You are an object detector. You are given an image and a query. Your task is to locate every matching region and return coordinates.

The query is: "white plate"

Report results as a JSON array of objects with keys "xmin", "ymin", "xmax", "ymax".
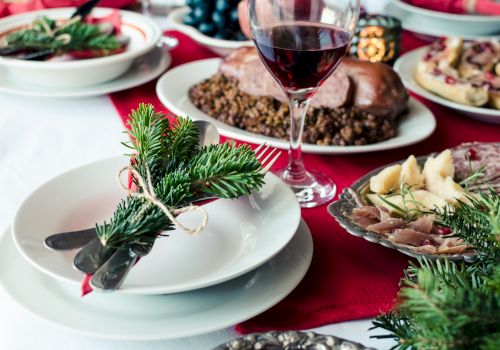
[
  {"xmin": 0, "ymin": 8, "xmax": 162, "ymax": 88},
  {"xmin": 394, "ymin": 47, "xmax": 500, "ymax": 124},
  {"xmin": 386, "ymin": 0, "xmax": 500, "ymax": 39},
  {"xmin": 156, "ymin": 58, "xmax": 436, "ymax": 155},
  {"xmin": 0, "ymin": 46, "xmax": 170, "ymax": 98},
  {"xmin": 0, "ymin": 220, "xmax": 312, "ymax": 340},
  {"xmin": 12, "ymin": 156, "xmax": 301, "ymax": 294},
  {"xmin": 167, "ymin": 7, "xmax": 253, "ymax": 56}
]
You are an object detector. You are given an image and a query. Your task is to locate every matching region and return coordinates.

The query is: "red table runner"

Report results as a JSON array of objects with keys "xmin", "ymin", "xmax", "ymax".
[{"xmin": 110, "ymin": 30, "xmax": 500, "ymax": 333}]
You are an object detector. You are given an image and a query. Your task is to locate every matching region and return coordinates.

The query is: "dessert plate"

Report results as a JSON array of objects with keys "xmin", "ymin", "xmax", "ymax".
[
  {"xmin": 394, "ymin": 47, "xmax": 500, "ymax": 124},
  {"xmin": 12, "ymin": 156, "xmax": 301, "ymax": 294},
  {"xmin": 0, "ymin": 220, "xmax": 312, "ymax": 340},
  {"xmin": 156, "ymin": 58, "xmax": 436, "ymax": 155},
  {"xmin": 0, "ymin": 46, "xmax": 170, "ymax": 98}
]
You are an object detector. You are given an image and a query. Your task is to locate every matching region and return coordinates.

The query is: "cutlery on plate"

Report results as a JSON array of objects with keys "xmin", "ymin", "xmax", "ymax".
[
  {"xmin": 44, "ymin": 120, "xmax": 220, "ymax": 252},
  {"xmin": 73, "ymin": 237, "xmax": 116, "ymax": 274},
  {"xmin": 89, "ymin": 142, "xmax": 280, "ymax": 291}
]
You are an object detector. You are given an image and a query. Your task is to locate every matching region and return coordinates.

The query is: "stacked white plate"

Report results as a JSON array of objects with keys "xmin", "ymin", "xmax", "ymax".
[
  {"xmin": 0, "ymin": 8, "xmax": 171, "ymax": 97},
  {"xmin": 2, "ymin": 156, "xmax": 312, "ymax": 339}
]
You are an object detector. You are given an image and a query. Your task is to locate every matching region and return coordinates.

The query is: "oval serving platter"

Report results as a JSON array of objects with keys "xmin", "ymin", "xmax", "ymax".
[{"xmin": 327, "ymin": 154, "xmax": 477, "ymax": 262}]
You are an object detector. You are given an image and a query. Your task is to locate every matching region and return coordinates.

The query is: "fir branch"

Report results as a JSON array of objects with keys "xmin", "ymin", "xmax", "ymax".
[
  {"xmin": 189, "ymin": 143, "xmax": 265, "ymax": 199},
  {"xmin": 5, "ymin": 16, "xmax": 121, "ymax": 55},
  {"xmin": 167, "ymin": 117, "xmax": 200, "ymax": 165}
]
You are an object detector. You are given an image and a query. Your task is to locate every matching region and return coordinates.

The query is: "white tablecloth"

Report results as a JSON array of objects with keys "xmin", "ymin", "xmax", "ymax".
[{"xmin": 0, "ymin": 1, "xmax": 395, "ymax": 347}]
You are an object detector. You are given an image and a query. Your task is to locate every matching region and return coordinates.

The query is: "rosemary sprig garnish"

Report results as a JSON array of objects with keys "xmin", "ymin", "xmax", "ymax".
[
  {"xmin": 377, "ymin": 183, "xmax": 430, "ymax": 220},
  {"xmin": 459, "ymin": 152, "xmax": 486, "ymax": 190}
]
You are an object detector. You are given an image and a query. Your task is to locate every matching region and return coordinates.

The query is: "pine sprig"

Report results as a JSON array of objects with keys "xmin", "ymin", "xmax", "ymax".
[
  {"xmin": 371, "ymin": 190, "xmax": 500, "ymax": 350},
  {"xmin": 189, "ymin": 143, "xmax": 265, "ymax": 198},
  {"xmin": 6, "ymin": 16, "xmax": 121, "ymax": 55},
  {"xmin": 95, "ymin": 104, "xmax": 265, "ymax": 249}
]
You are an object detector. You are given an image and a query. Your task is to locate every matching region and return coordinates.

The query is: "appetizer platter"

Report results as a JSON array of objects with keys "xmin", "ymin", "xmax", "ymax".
[
  {"xmin": 167, "ymin": 6, "xmax": 252, "ymax": 56},
  {"xmin": 156, "ymin": 52, "xmax": 436, "ymax": 155},
  {"xmin": 329, "ymin": 142, "xmax": 500, "ymax": 261},
  {"xmin": 394, "ymin": 38, "xmax": 500, "ymax": 124},
  {"xmin": 0, "ymin": 7, "xmax": 162, "ymax": 87},
  {"xmin": 386, "ymin": 0, "xmax": 500, "ymax": 38}
]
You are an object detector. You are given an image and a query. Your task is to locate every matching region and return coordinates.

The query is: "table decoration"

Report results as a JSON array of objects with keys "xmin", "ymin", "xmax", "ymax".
[
  {"xmin": 350, "ymin": 14, "xmax": 402, "ymax": 64},
  {"xmin": 371, "ymin": 189, "xmax": 500, "ymax": 349},
  {"xmin": 110, "ymin": 30, "xmax": 500, "ymax": 333},
  {"xmin": 56, "ymin": 103, "xmax": 277, "ymax": 291}
]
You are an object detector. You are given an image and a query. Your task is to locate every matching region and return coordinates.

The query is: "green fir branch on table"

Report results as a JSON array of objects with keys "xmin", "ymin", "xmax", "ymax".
[
  {"xmin": 371, "ymin": 190, "xmax": 500, "ymax": 350},
  {"xmin": 95, "ymin": 104, "xmax": 265, "ymax": 249}
]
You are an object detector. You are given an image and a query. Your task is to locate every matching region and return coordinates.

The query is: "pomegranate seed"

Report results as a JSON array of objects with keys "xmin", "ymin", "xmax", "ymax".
[
  {"xmin": 468, "ymin": 148, "xmax": 477, "ymax": 160},
  {"xmin": 422, "ymin": 239, "xmax": 432, "ymax": 246},
  {"xmin": 432, "ymin": 68, "xmax": 442, "ymax": 76},
  {"xmin": 485, "ymin": 72, "xmax": 495, "ymax": 80},
  {"xmin": 423, "ymin": 52, "xmax": 432, "ymax": 61},
  {"xmin": 445, "ymin": 76, "xmax": 456, "ymax": 85},
  {"xmin": 437, "ymin": 227, "xmax": 452, "ymax": 235},
  {"xmin": 480, "ymin": 42, "xmax": 493, "ymax": 52}
]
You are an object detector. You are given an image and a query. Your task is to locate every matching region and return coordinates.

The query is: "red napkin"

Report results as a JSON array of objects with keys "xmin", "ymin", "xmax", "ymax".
[
  {"xmin": 109, "ymin": 30, "xmax": 500, "ymax": 332},
  {"xmin": 0, "ymin": 0, "xmax": 137, "ymax": 18},
  {"xmin": 406, "ymin": 0, "xmax": 500, "ymax": 15}
]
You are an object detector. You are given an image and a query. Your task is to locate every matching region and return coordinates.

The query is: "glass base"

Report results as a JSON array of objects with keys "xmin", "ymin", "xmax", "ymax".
[{"xmin": 275, "ymin": 168, "xmax": 336, "ymax": 208}]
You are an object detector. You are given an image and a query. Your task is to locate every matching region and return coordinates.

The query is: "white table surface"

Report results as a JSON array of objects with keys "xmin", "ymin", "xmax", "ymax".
[{"xmin": 0, "ymin": 1, "xmax": 395, "ymax": 348}]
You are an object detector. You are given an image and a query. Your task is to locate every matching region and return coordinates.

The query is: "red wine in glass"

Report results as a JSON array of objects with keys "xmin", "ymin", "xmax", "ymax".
[{"xmin": 253, "ymin": 22, "xmax": 350, "ymax": 93}]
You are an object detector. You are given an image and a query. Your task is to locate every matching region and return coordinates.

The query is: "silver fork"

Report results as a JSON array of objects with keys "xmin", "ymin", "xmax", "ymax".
[{"xmin": 254, "ymin": 143, "xmax": 281, "ymax": 174}]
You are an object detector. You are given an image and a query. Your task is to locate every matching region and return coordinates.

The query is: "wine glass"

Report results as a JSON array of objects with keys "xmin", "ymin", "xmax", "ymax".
[{"xmin": 248, "ymin": 0, "xmax": 359, "ymax": 208}]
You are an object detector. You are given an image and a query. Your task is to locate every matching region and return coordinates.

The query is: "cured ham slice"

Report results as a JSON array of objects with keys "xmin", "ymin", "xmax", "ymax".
[
  {"xmin": 366, "ymin": 218, "xmax": 406, "ymax": 234},
  {"xmin": 350, "ymin": 206, "xmax": 381, "ymax": 228},
  {"xmin": 408, "ymin": 216, "xmax": 434, "ymax": 234},
  {"xmin": 389, "ymin": 228, "xmax": 430, "ymax": 246}
]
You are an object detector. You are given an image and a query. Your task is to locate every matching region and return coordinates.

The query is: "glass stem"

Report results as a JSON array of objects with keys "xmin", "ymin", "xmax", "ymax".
[{"xmin": 286, "ymin": 92, "xmax": 310, "ymax": 183}]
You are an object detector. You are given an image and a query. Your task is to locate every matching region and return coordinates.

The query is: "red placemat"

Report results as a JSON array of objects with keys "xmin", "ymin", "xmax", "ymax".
[{"xmin": 109, "ymin": 30, "xmax": 500, "ymax": 333}]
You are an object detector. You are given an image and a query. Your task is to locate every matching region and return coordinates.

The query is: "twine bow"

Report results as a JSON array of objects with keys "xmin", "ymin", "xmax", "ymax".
[{"xmin": 117, "ymin": 166, "xmax": 208, "ymax": 235}]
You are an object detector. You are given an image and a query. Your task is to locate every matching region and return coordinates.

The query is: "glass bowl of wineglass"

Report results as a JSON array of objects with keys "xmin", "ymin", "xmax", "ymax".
[{"xmin": 248, "ymin": 0, "xmax": 360, "ymax": 208}]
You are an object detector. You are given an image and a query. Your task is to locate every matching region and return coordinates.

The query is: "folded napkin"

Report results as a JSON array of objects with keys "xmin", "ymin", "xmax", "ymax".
[
  {"xmin": 110, "ymin": 30, "xmax": 500, "ymax": 333},
  {"xmin": 0, "ymin": 0, "xmax": 136, "ymax": 18},
  {"xmin": 407, "ymin": 0, "xmax": 500, "ymax": 15}
]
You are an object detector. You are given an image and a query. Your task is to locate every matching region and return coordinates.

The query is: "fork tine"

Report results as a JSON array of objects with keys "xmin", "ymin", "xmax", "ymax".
[
  {"xmin": 260, "ymin": 147, "xmax": 278, "ymax": 165},
  {"xmin": 261, "ymin": 151, "xmax": 280, "ymax": 174},
  {"xmin": 255, "ymin": 144, "xmax": 271, "ymax": 160},
  {"xmin": 254, "ymin": 142, "xmax": 265, "ymax": 155}
]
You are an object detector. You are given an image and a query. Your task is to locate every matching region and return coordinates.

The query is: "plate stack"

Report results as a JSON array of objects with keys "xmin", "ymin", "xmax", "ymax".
[
  {"xmin": 0, "ymin": 8, "xmax": 170, "ymax": 98},
  {"xmin": 2, "ymin": 156, "xmax": 313, "ymax": 340}
]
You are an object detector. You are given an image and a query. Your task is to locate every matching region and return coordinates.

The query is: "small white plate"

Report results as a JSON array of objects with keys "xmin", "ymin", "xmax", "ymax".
[
  {"xmin": 0, "ymin": 221, "xmax": 312, "ymax": 340},
  {"xmin": 12, "ymin": 156, "xmax": 301, "ymax": 294},
  {"xmin": 394, "ymin": 47, "xmax": 500, "ymax": 124},
  {"xmin": 386, "ymin": 0, "xmax": 500, "ymax": 39},
  {"xmin": 156, "ymin": 58, "xmax": 436, "ymax": 155},
  {"xmin": 167, "ymin": 7, "xmax": 253, "ymax": 56},
  {"xmin": 0, "ymin": 8, "xmax": 162, "ymax": 88},
  {"xmin": 0, "ymin": 46, "xmax": 170, "ymax": 98}
]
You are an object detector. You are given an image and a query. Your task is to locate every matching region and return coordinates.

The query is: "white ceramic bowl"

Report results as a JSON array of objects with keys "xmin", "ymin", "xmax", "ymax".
[
  {"xmin": 0, "ymin": 7, "xmax": 162, "ymax": 88},
  {"xmin": 389, "ymin": 0, "xmax": 500, "ymax": 36},
  {"xmin": 167, "ymin": 6, "xmax": 253, "ymax": 56}
]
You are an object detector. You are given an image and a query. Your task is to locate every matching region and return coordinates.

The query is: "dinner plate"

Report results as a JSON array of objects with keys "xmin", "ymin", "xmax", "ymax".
[
  {"xmin": 385, "ymin": 0, "xmax": 500, "ymax": 39},
  {"xmin": 0, "ymin": 46, "xmax": 170, "ymax": 98},
  {"xmin": 327, "ymin": 154, "xmax": 476, "ymax": 262},
  {"xmin": 156, "ymin": 58, "xmax": 436, "ymax": 155},
  {"xmin": 0, "ymin": 220, "xmax": 312, "ymax": 340},
  {"xmin": 394, "ymin": 47, "xmax": 500, "ymax": 124},
  {"xmin": 12, "ymin": 156, "xmax": 301, "ymax": 294}
]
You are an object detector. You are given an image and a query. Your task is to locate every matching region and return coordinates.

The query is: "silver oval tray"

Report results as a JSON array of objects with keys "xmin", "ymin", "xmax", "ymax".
[
  {"xmin": 327, "ymin": 154, "xmax": 476, "ymax": 262},
  {"xmin": 213, "ymin": 331, "xmax": 375, "ymax": 350}
]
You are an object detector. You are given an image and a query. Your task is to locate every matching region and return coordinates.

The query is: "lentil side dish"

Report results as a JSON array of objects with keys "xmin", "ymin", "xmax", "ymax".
[{"xmin": 189, "ymin": 73, "xmax": 400, "ymax": 146}]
